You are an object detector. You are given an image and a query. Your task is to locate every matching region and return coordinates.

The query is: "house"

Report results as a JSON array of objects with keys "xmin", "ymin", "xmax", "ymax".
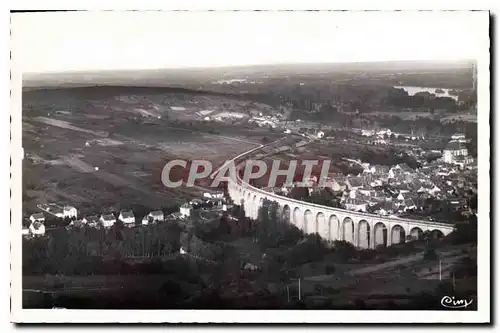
[
  {"xmin": 403, "ymin": 199, "xmax": 417, "ymax": 211},
  {"xmin": 119, "ymin": 211, "xmax": 135, "ymax": 227},
  {"xmin": 443, "ymin": 141, "xmax": 468, "ymax": 163},
  {"xmin": 344, "ymin": 198, "xmax": 368, "ymax": 212},
  {"xmin": 29, "ymin": 213, "xmax": 45, "ymax": 223},
  {"xmin": 142, "ymin": 210, "xmax": 164, "ymax": 225},
  {"xmin": 397, "ymin": 164, "xmax": 414, "ymax": 174},
  {"xmin": 148, "ymin": 210, "xmax": 164, "ymax": 222},
  {"xmin": 29, "ymin": 221, "xmax": 45, "ymax": 237},
  {"xmin": 417, "ymin": 183, "xmax": 433, "ymax": 193},
  {"xmin": 372, "ymin": 190, "xmax": 386, "ymax": 202},
  {"xmin": 328, "ymin": 175, "xmax": 347, "ymax": 192},
  {"xmin": 397, "ymin": 192, "xmax": 407, "ymax": 201},
  {"xmin": 99, "ymin": 214, "xmax": 116, "ymax": 228},
  {"xmin": 376, "ymin": 129, "xmax": 392, "ymax": 137},
  {"xmin": 370, "ymin": 165, "xmax": 390, "ymax": 175},
  {"xmin": 203, "ymin": 192, "xmax": 224, "ymax": 199},
  {"xmin": 316, "ymin": 131, "xmax": 325, "ymax": 139},
  {"xmin": 346, "ymin": 177, "xmax": 364, "ymax": 190},
  {"xmin": 82, "ymin": 215, "xmax": 100, "ymax": 228},
  {"xmin": 63, "ymin": 206, "xmax": 78, "ymax": 219},
  {"xmin": 180, "ymin": 203, "xmax": 193, "ymax": 218},
  {"xmin": 389, "ymin": 164, "xmax": 414, "ymax": 179},
  {"xmin": 243, "ymin": 263, "xmax": 261, "ymax": 271},
  {"xmin": 68, "ymin": 219, "xmax": 85, "ymax": 228},
  {"xmin": 358, "ymin": 187, "xmax": 372, "ymax": 196},
  {"xmin": 22, "ymin": 228, "xmax": 30, "ymax": 237},
  {"xmin": 388, "ymin": 168, "xmax": 404, "ymax": 179},
  {"xmin": 376, "ymin": 201, "xmax": 395, "ymax": 216},
  {"xmin": 361, "ymin": 129, "xmax": 375, "ymax": 137},
  {"xmin": 429, "ymin": 185, "xmax": 441, "ymax": 196}
]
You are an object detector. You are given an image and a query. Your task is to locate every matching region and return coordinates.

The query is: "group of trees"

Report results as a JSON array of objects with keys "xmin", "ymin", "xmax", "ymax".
[
  {"xmin": 22, "ymin": 221, "xmax": 183, "ymax": 276},
  {"xmin": 287, "ymin": 187, "xmax": 342, "ymax": 209},
  {"xmin": 358, "ymin": 149, "xmax": 420, "ymax": 169}
]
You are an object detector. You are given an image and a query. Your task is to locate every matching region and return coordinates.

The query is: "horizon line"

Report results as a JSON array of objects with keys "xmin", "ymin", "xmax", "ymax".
[{"xmin": 22, "ymin": 59, "xmax": 476, "ymax": 77}]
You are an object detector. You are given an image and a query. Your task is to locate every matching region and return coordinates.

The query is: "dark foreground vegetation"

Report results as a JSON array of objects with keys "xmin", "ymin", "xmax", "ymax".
[{"xmin": 23, "ymin": 198, "xmax": 477, "ymax": 310}]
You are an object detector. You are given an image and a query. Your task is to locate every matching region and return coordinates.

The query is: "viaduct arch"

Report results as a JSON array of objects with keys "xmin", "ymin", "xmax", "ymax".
[{"xmin": 228, "ymin": 176, "xmax": 455, "ymax": 249}]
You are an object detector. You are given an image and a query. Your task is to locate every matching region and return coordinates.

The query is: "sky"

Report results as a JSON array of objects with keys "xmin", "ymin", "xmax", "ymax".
[{"xmin": 12, "ymin": 11, "xmax": 488, "ymax": 73}]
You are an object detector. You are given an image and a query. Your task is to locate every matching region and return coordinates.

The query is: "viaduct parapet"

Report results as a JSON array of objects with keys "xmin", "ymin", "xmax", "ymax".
[{"xmin": 227, "ymin": 177, "xmax": 455, "ymax": 249}]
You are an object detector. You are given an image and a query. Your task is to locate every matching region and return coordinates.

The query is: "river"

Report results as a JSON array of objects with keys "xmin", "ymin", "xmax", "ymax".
[{"xmin": 394, "ymin": 86, "xmax": 458, "ymax": 101}]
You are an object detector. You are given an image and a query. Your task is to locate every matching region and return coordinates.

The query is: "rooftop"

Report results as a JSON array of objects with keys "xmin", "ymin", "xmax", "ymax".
[
  {"xmin": 149, "ymin": 210, "xmax": 163, "ymax": 217},
  {"xmin": 120, "ymin": 211, "xmax": 135, "ymax": 219},
  {"xmin": 101, "ymin": 214, "xmax": 116, "ymax": 221}
]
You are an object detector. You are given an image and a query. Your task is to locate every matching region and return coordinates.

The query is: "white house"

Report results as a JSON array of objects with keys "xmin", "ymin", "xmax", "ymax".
[
  {"xmin": 316, "ymin": 131, "xmax": 325, "ymax": 139},
  {"xmin": 119, "ymin": 211, "xmax": 135, "ymax": 227},
  {"xmin": 284, "ymin": 129, "xmax": 291, "ymax": 134},
  {"xmin": 63, "ymin": 206, "xmax": 78, "ymax": 219},
  {"xmin": 443, "ymin": 141, "xmax": 468, "ymax": 163},
  {"xmin": 29, "ymin": 221, "xmax": 45, "ymax": 237},
  {"xmin": 397, "ymin": 192, "xmax": 406, "ymax": 201},
  {"xmin": 180, "ymin": 204, "xmax": 193, "ymax": 218},
  {"xmin": 148, "ymin": 210, "xmax": 164, "ymax": 222},
  {"xmin": 100, "ymin": 214, "xmax": 116, "ymax": 228},
  {"xmin": 361, "ymin": 129, "xmax": 375, "ymax": 137},
  {"xmin": 29, "ymin": 213, "xmax": 45, "ymax": 223},
  {"xmin": 142, "ymin": 210, "xmax": 164, "ymax": 225},
  {"xmin": 22, "ymin": 228, "xmax": 30, "ymax": 237}
]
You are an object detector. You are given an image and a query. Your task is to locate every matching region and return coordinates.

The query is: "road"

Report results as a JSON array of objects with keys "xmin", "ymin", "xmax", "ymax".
[
  {"xmin": 210, "ymin": 136, "xmax": 289, "ymax": 179},
  {"xmin": 304, "ymin": 247, "xmax": 466, "ymax": 282}
]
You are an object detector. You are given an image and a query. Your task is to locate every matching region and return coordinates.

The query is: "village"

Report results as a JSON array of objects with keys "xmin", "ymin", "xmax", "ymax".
[
  {"xmin": 22, "ymin": 191, "xmax": 228, "ymax": 239},
  {"xmin": 264, "ymin": 130, "xmax": 477, "ymax": 224}
]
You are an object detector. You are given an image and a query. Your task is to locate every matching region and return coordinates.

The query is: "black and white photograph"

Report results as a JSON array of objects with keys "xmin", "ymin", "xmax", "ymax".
[{"xmin": 9, "ymin": 9, "xmax": 490, "ymax": 323}]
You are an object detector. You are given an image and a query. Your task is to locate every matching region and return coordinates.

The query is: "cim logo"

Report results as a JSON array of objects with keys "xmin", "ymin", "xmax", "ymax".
[{"xmin": 440, "ymin": 296, "xmax": 474, "ymax": 309}]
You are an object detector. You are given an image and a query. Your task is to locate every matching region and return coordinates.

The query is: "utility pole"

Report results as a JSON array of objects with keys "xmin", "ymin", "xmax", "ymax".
[
  {"xmin": 439, "ymin": 260, "xmax": 442, "ymax": 281},
  {"xmin": 298, "ymin": 278, "xmax": 301, "ymax": 301},
  {"xmin": 287, "ymin": 285, "xmax": 290, "ymax": 303}
]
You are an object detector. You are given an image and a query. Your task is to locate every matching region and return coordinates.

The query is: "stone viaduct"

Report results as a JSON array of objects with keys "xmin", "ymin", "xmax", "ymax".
[{"xmin": 227, "ymin": 177, "xmax": 455, "ymax": 249}]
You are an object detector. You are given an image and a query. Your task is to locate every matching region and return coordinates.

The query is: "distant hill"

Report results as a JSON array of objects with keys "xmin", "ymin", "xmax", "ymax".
[{"xmin": 23, "ymin": 60, "xmax": 475, "ymax": 89}]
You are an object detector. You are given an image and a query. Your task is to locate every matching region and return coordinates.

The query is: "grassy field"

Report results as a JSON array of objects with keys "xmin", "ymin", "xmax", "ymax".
[{"xmin": 22, "ymin": 88, "xmax": 279, "ymax": 216}]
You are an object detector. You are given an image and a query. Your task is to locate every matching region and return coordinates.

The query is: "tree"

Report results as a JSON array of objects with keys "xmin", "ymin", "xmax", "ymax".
[{"xmin": 423, "ymin": 247, "xmax": 438, "ymax": 261}]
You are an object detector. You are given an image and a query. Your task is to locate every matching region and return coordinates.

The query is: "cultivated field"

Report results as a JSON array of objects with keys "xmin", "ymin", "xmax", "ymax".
[{"xmin": 22, "ymin": 87, "xmax": 281, "ymax": 216}]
